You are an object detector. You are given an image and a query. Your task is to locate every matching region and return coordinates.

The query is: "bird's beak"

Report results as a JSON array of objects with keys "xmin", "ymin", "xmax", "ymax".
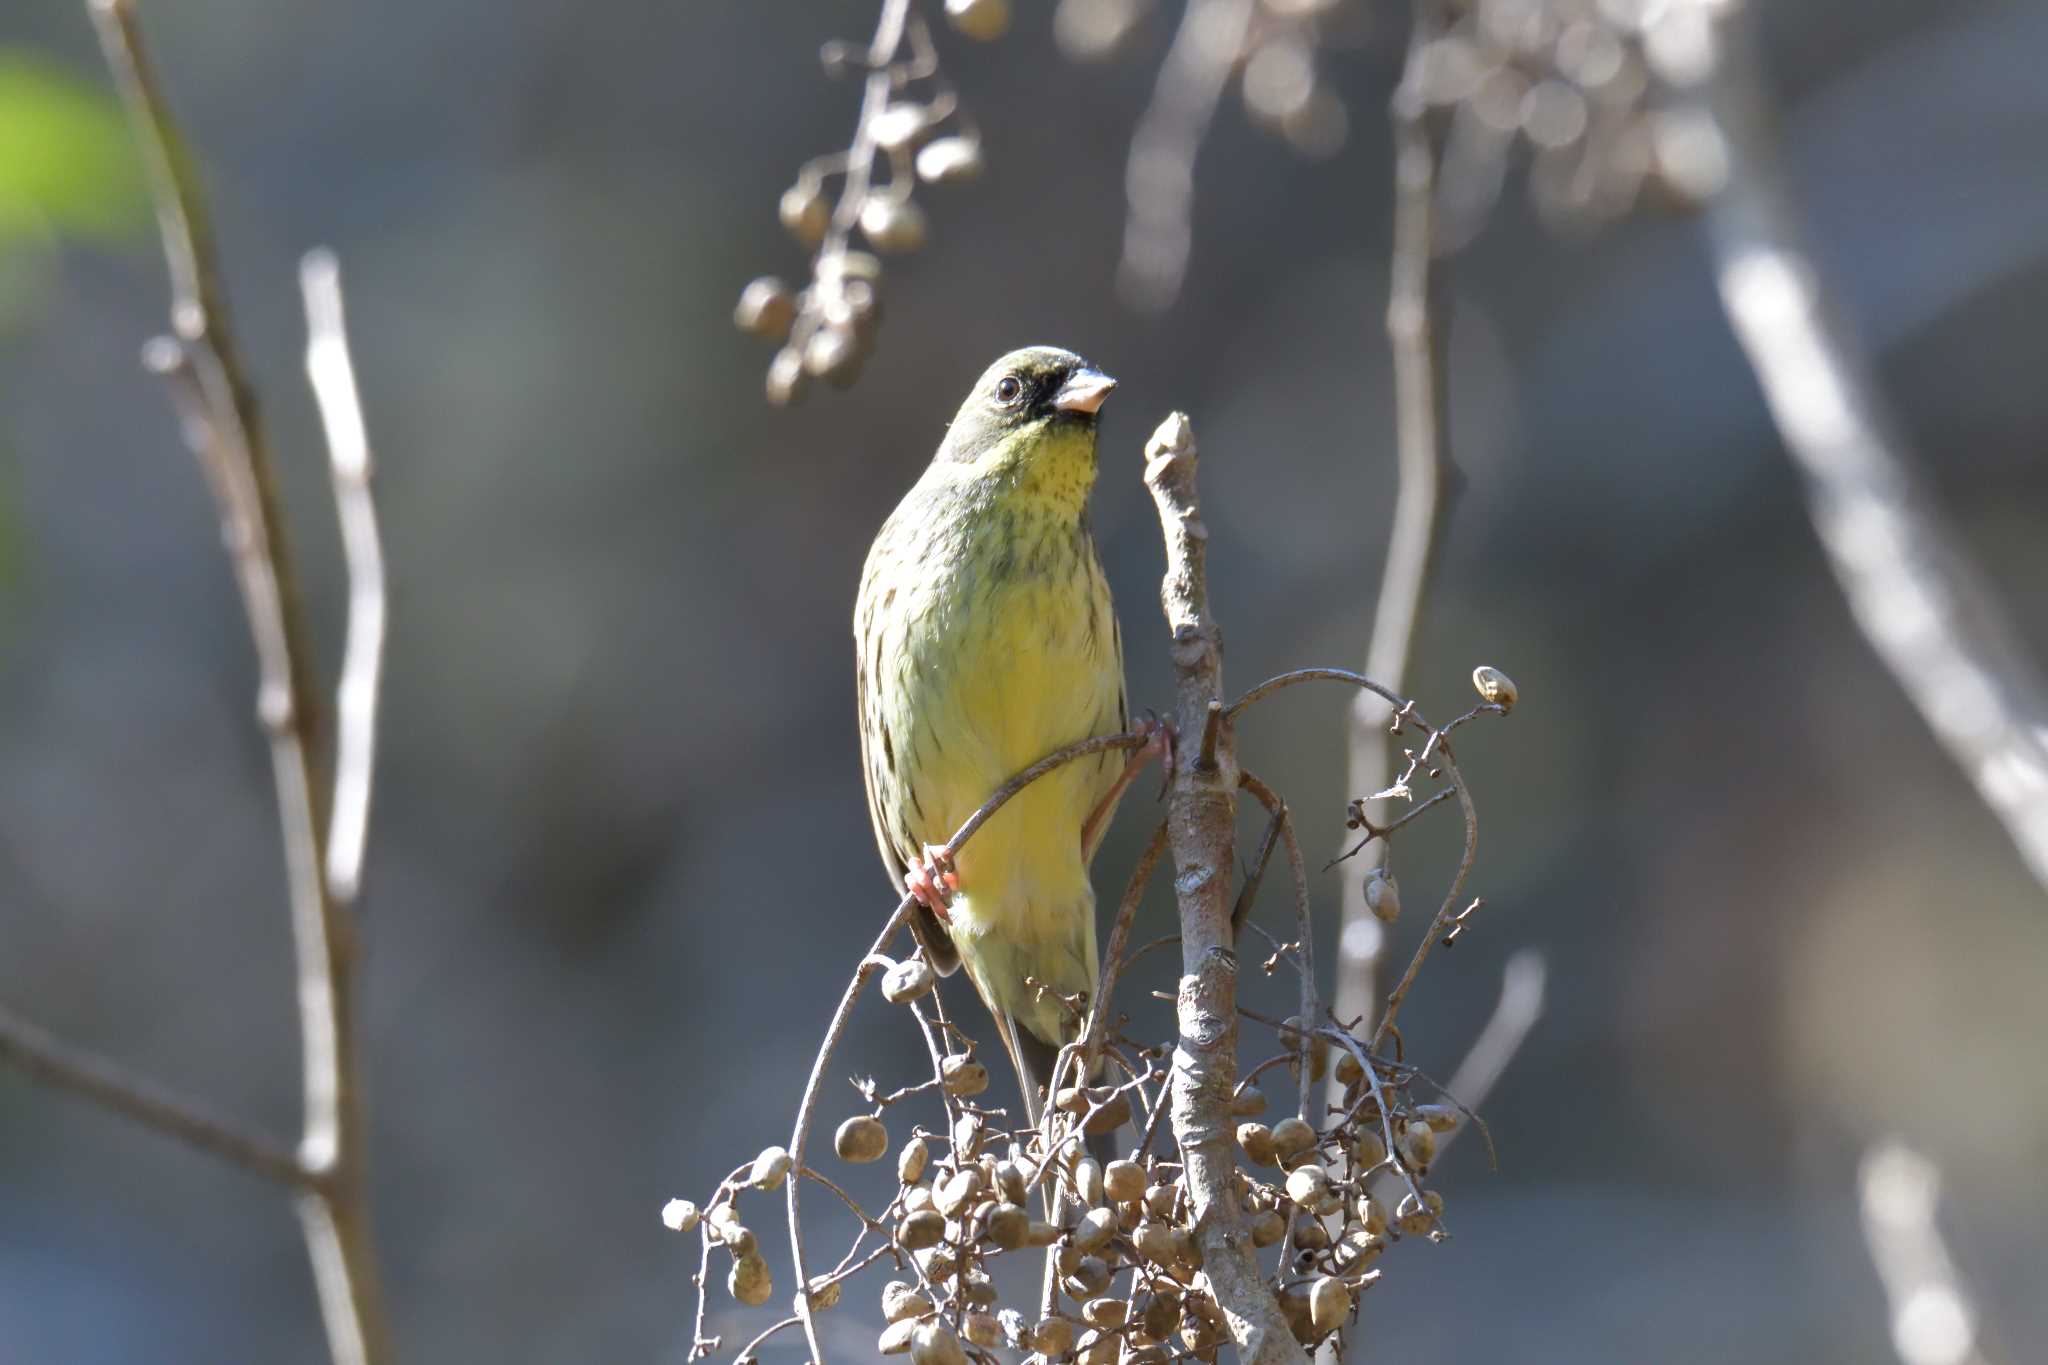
[{"xmin": 1052, "ymin": 368, "xmax": 1117, "ymax": 415}]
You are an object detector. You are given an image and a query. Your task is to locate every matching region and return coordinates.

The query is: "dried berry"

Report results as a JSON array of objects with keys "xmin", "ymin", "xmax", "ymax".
[
  {"xmin": 1228, "ymin": 1085, "xmax": 1268, "ymax": 1117},
  {"xmin": 1236, "ymin": 1122, "xmax": 1279, "ymax": 1166},
  {"xmin": 1365, "ymin": 867, "xmax": 1401, "ymax": 923},
  {"xmin": 915, "ymin": 136, "xmax": 983, "ymax": 184},
  {"xmin": 1270, "ymin": 1117, "xmax": 1318, "ymax": 1162},
  {"xmin": 859, "ymin": 195, "xmax": 929, "ymax": 253},
  {"xmin": 940, "ymin": 1055, "xmax": 989, "ymax": 1097},
  {"xmin": 909, "ymin": 1320, "xmax": 968, "ymax": 1365},
  {"xmin": 748, "ymin": 1145, "xmax": 792, "ymax": 1191},
  {"xmin": 945, "ymin": 0, "xmax": 1012, "ymax": 41},
  {"xmin": 896, "ymin": 1209, "xmax": 945, "ymax": 1251},
  {"xmin": 882, "ymin": 1279, "xmax": 932, "ymax": 1323},
  {"xmin": 835, "ymin": 1115, "xmax": 888, "ymax": 1163},
  {"xmin": 1070, "ymin": 1206, "xmax": 1117, "ymax": 1254},
  {"xmin": 1472, "ymin": 664, "xmax": 1519, "ymax": 712},
  {"xmin": 881, "ymin": 957, "xmax": 935, "ymax": 1004},
  {"xmin": 728, "ymin": 1251, "xmax": 772, "ymax": 1306},
  {"xmin": 764, "ymin": 345, "xmax": 807, "ymax": 406},
  {"xmin": 733, "ymin": 277, "xmax": 796, "ymax": 339},
  {"xmin": 1103, "ymin": 1158, "xmax": 1146, "ymax": 1204},
  {"xmin": 778, "ymin": 180, "xmax": 829, "ymax": 246},
  {"xmin": 1308, "ymin": 1275, "xmax": 1352, "ymax": 1335},
  {"xmin": 659, "ymin": 1198, "xmax": 699, "ymax": 1233},
  {"xmin": 1032, "ymin": 1316, "xmax": 1077, "ymax": 1356}
]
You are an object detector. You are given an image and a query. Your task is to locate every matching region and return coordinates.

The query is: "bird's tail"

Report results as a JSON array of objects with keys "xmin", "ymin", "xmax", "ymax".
[{"xmin": 1001, "ymin": 1014, "xmax": 1119, "ymax": 1167}]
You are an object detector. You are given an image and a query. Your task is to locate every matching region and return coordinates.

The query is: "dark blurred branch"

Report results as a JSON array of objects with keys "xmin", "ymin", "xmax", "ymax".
[
  {"xmin": 1116, "ymin": 0, "xmax": 1256, "ymax": 311},
  {"xmin": 301, "ymin": 250, "xmax": 387, "ymax": 909},
  {"xmin": 1143, "ymin": 413, "xmax": 1308, "ymax": 1364},
  {"xmin": 1689, "ymin": 7, "xmax": 2048, "ymax": 891},
  {"xmin": 0, "ymin": 1004, "xmax": 308, "ymax": 1189},
  {"xmin": 1859, "ymin": 1142, "xmax": 2003, "ymax": 1365},
  {"xmin": 73, "ymin": 5, "xmax": 391, "ymax": 1361},
  {"xmin": 1240, "ymin": 771, "xmax": 1318, "ymax": 1123},
  {"xmin": 1331, "ymin": 0, "xmax": 1461, "ymax": 1106}
]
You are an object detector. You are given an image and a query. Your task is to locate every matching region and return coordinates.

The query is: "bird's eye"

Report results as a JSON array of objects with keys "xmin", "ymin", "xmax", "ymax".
[{"xmin": 994, "ymin": 374, "xmax": 1024, "ymax": 405}]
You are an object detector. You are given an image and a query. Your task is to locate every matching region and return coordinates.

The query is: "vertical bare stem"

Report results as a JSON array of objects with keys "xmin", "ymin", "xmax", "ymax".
[
  {"xmin": 1143, "ymin": 413, "xmax": 1307, "ymax": 1364},
  {"xmin": 87, "ymin": 3, "xmax": 387, "ymax": 1359},
  {"xmin": 301, "ymin": 249, "xmax": 387, "ymax": 908},
  {"xmin": 1686, "ymin": 10, "xmax": 2048, "ymax": 891},
  {"xmin": 1331, "ymin": 0, "xmax": 1460, "ymax": 1070}
]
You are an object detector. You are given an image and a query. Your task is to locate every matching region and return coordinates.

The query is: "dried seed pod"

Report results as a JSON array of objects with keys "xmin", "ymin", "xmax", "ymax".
[
  {"xmin": 985, "ymin": 1202, "xmax": 1030, "ymax": 1249},
  {"xmin": 1032, "ymin": 1316, "xmax": 1078, "ymax": 1356},
  {"xmin": 1141, "ymin": 1291, "xmax": 1183, "ymax": 1341},
  {"xmin": 1395, "ymin": 1191, "xmax": 1437, "ymax": 1237},
  {"xmin": 836, "ymin": 1115, "xmax": 889, "ymax": 1163},
  {"xmin": 1472, "ymin": 664, "xmax": 1519, "ymax": 712},
  {"xmin": 1250, "ymin": 1208, "xmax": 1287, "ymax": 1248},
  {"xmin": 918, "ymin": 1245, "xmax": 959, "ymax": 1283},
  {"xmin": 1236, "ymin": 1122, "xmax": 1279, "ymax": 1166},
  {"xmin": 934, "ymin": 1167, "xmax": 984, "ymax": 1218},
  {"xmin": 1024, "ymin": 1219, "xmax": 1061, "ymax": 1247},
  {"xmin": 1075, "ymin": 1328, "xmax": 1118, "ymax": 1365},
  {"xmin": 1081, "ymin": 1297, "xmax": 1127, "ymax": 1328},
  {"xmin": 960, "ymin": 1274, "xmax": 999, "ymax": 1308},
  {"xmin": 733, "ymin": 277, "xmax": 796, "ymax": 340},
  {"xmin": 1132, "ymin": 1219, "xmax": 1177, "ymax": 1266},
  {"xmin": 1415, "ymin": 1103, "xmax": 1460, "ymax": 1133},
  {"xmin": 778, "ymin": 180, "xmax": 829, "ymax": 246},
  {"xmin": 1063, "ymin": 1254, "xmax": 1112, "ymax": 1296},
  {"xmin": 748, "ymin": 1145, "xmax": 792, "ymax": 1191},
  {"xmin": 1278, "ymin": 1283, "xmax": 1314, "ymax": 1343},
  {"xmin": 1356, "ymin": 1193, "xmax": 1389, "ymax": 1237},
  {"xmin": 1070, "ymin": 1206, "xmax": 1117, "ymax": 1254},
  {"xmin": 1284, "ymin": 1164, "xmax": 1330, "ymax": 1206},
  {"xmin": 896, "ymin": 1209, "xmax": 946, "ymax": 1251},
  {"xmin": 728, "ymin": 1251, "xmax": 772, "ymax": 1306},
  {"xmin": 1292, "ymin": 1214, "xmax": 1331, "ymax": 1250},
  {"xmin": 1401, "ymin": 1119, "xmax": 1437, "ymax": 1171},
  {"xmin": 909, "ymin": 1320, "xmax": 969, "ymax": 1365},
  {"xmin": 879, "ymin": 1318, "xmax": 917, "ymax": 1355},
  {"xmin": 881, "ymin": 957, "xmax": 936, "ymax": 1004},
  {"xmin": 963, "ymin": 1312, "xmax": 1003, "ymax": 1348},
  {"xmin": 1103, "ymin": 1158, "xmax": 1146, "ymax": 1204},
  {"xmin": 803, "ymin": 323, "xmax": 864, "ymax": 387},
  {"xmin": 916, "ymin": 136, "xmax": 983, "ymax": 184},
  {"xmin": 708, "ymin": 1212, "xmax": 755, "ymax": 1257},
  {"xmin": 1308, "ymin": 1275, "xmax": 1352, "ymax": 1335},
  {"xmin": 1083, "ymin": 1090, "xmax": 1132, "ymax": 1136},
  {"xmin": 993, "ymin": 1158, "xmax": 1028, "ymax": 1206},
  {"xmin": 1334, "ymin": 1050, "xmax": 1364, "ymax": 1086},
  {"xmin": 882, "ymin": 1279, "xmax": 933, "ymax": 1323},
  {"xmin": 1365, "ymin": 868, "xmax": 1401, "ymax": 923},
  {"xmin": 1228, "ymin": 1086, "xmax": 1268, "ymax": 1117},
  {"xmin": 1144, "ymin": 1183, "xmax": 1178, "ymax": 1219},
  {"xmin": 1168, "ymin": 1224, "xmax": 1199, "ymax": 1269},
  {"xmin": 1351, "ymin": 1130, "xmax": 1388, "ymax": 1169},
  {"xmin": 1054, "ymin": 1085, "xmax": 1089, "ymax": 1115},
  {"xmin": 897, "ymin": 1135, "xmax": 930, "ymax": 1185},
  {"xmin": 659, "ymin": 1198, "xmax": 699, "ymax": 1233},
  {"xmin": 945, "ymin": 0, "xmax": 1012, "ymax": 41},
  {"xmin": 859, "ymin": 195, "xmax": 929, "ymax": 254},
  {"xmin": 951, "ymin": 1111, "xmax": 983, "ymax": 1158},
  {"xmin": 941, "ymin": 1055, "xmax": 990, "ymax": 1097},
  {"xmin": 1073, "ymin": 1157, "xmax": 1105, "ymax": 1207},
  {"xmin": 764, "ymin": 344, "xmax": 807, "ymax": 406},
  {"xmin": 797, "ymin": 1276, "xmax": 842, "ymax": 1313},
  {"xmin": 902, "ymin": 1184, "xmax": 934, "ymax": 1214},
  {"xmin": 1270, "ymin": 1117, "xmax": 1318, "ymax": 1162}
]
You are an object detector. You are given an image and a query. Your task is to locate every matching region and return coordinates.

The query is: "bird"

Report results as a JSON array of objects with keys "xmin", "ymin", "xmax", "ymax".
[{"xmin": 854, "ymin": 345, "xmax": 1155, "ymax": 1131}]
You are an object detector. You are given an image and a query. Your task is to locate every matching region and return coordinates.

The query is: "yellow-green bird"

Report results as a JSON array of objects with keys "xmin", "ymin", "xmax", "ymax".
[{"xmin": 855, "ymin": 346, "xmax": 1143, "ymax": 1125}]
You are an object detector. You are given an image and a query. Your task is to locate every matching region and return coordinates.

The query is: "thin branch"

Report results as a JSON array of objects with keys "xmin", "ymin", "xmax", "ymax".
[
  {"xmin": 1435, "ymin": 949, "xmax": 1545, "ymax": 1164},
  {"xmin": 1084, "ymin": 819, "xmax": 1171, "ymax": 1057},
  {"xmin": 785, "ymin": 727, "xmax": 1146, "ymax": 1363},
  {"xmin": 0, "ymin": 1004, "xmax": 309, "ymax": 1189},
  {"xmin": 1689, "ymin": 7, "xmax": 2048, "ymax": 891},
  {"xmin": 1333, "ymin": 0, "xmax": 1461, "ymax": 1107},
  {"xmin": 85, "ymin": 4, "xmax": 387, "ymax": 1360},
  {"xmin": 1116, "ymin": 0, "xmax": 1257, "ymax": 311},
  {"xmin": 1142, "ymin": 412, "xmax": 1308, "ymax": 1364},
  {"xmin": 1858, "ymin": 1142, "xmax": 2001, "ymax": 1365},
  {"xmin": 1239, "ymin": 771, "xmax": 1317, "ymax": 1124},
  {"xmin": 300, "ymin": 249, "xmax": 387, "ymax": 908}
]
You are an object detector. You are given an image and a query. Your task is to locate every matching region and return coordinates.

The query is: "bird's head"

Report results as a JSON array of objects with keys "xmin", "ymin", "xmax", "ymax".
[{"xmin": 939, "ymin": 346, "xmax": 1117, "ymax": 478}]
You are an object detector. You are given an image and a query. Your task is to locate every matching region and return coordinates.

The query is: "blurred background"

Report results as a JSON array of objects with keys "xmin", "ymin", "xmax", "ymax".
[{"xmin": 2, "ymin": 1, "xmax": 2044, "ymax": 1361}]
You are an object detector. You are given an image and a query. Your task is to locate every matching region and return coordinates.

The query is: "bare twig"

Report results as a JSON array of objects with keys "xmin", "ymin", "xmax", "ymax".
[
  {"xmin": 1084, "ymin": 819, "xmax": 1171, "ymax": 1057},
  {"xmin": 0, "ymin": 1004, "xmax": 308, "ymax": 1188},
  {"xmin": 1239, "ymin": 771, "xmax": 1317, "ymax": 1123},
  {"xmin": 83, "ymin": 4, "xmax": 387, "ymax": 1360},
  {"xmin": 1435, "ymin": 949, "xmax": 1545, "ymax": 1164},
  {"xmin": 1116, "ymin": 0, "xmax": 1257, "ymax": 311},
  {"xmin": 1686, "ymin": 6, "xmax": 2048, "ymax": 891},
  {"xmin": 1142, "ymin": 412, "xmax": 1307, "ymax": 1364},
  {"xmin": 1858, "ymin": 1142, "xmax": 2001, "ymax": 1365},
  {"xmin": 1332, "ymin": 0, "xmax": 1462, "ymax": 1107},
  {"xmin": 300, "ymin": 249, "xmax": 387, "ymax": 908}
]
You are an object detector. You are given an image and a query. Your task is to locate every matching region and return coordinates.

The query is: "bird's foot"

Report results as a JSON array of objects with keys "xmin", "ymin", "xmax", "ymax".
[
  {"xmin": 1081, "ymin": 714, "xmax": 1176, "ymax": 858},
  {"xmin": 905, "ymin": 843, "xmax": 959, "ymax": 919}
]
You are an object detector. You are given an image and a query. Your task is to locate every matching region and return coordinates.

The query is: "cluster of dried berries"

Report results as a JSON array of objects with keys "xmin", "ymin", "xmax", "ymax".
[
  {"xmin": 668, "ymin": 930, "xmax": 1479, "ymax": 1363},
  {"xmin": 1415, "ymin": 0, "xmax": 1733, "ymax": 240},
  {"xmin": 735, "ymin": 0, "xmax": 1012, "ymax": 404}
]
